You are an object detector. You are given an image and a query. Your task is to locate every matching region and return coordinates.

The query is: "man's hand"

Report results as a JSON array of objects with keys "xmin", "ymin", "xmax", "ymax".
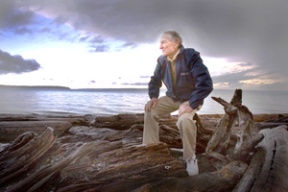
[
  {"xmin": 178, "ymin": 103, "xmax": 193, "ymax": 116},
  {"xmin": 145, "ymin": 98, "xmax": 158, "ymax": 112}
]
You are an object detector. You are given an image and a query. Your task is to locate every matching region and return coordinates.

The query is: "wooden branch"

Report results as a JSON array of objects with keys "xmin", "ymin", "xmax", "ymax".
[
  {"xmin": 250, "ymin": 125, "xmax": 288, "ymax": 191},
  {"xmin": 233, "ymin": 125, "xmax": 288, "ymax": 192},
  {"xmin": 232, "ymin": 148, "xmax": 265, "ymax": 192},
  {"xmin": 137, "ymin": 161, "xmax": 248, "ymax": 192},
  {"xmin": 0, "ymin": 127, "xmax": 56, "ymax": 185},
  {"xmin": 205, "ymin": 89, "xmax": 254, "ymax": 154},
  {"xmin": 0, "ymin": 121, "xmax": 72, "ymax": 142}
]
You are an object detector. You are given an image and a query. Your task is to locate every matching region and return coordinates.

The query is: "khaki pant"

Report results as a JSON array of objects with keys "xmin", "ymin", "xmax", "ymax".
[{"xmin": 143, "ymin": 96, "xmax": 199, "ymax": 160}]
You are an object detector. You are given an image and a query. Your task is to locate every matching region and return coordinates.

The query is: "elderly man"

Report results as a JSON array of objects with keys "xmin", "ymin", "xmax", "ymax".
[{"xmin": 143, "ymin": 31, "xmax": 213, "ymax": 176}]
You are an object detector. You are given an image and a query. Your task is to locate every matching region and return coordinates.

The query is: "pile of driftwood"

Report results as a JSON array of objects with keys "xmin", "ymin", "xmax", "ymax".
[{"xmin": 0, "ymin": 89, "xmax": 287, "ymax": 192}]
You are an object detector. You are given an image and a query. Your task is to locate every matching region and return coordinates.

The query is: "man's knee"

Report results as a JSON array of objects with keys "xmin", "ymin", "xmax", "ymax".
[
  {"xmin": 145, "ymin": 108, "xmax": 157, "ymax": 118},
  {"xmin": 176, "ymin": 112, "xmax": 196, "ymax": 128},
  {"xmin": 178, "ymin": 113, "xmax": 193, "ymax": 123},
  {"xmin": 181, "ymin": 112, "xmax": 193, "ymax": 119}
]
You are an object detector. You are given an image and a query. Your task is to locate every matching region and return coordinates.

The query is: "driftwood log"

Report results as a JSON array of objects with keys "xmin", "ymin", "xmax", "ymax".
[
  {"xmin": 0, "ymin": 114, "xmax": 90, "ymax": 142},
  {"xmin": 0, "ymin": 89, "xmax": 288, "ymax": 191},
  {"xmin": 205, "ymin": 89, "xmax": 255, "ymax": 155}
]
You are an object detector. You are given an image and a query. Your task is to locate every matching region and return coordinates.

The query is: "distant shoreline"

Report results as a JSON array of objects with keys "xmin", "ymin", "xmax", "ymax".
[
  {"xmin": 1, "ymin": 84, "xmax": 287, "ymax": 92},
  {"xmin": 0, "ymin": 84, "xmax": 71, "ymax": 90},
  {"xmin": 0, "ymin": 84, "xmax": 150, "ymax": 91}
]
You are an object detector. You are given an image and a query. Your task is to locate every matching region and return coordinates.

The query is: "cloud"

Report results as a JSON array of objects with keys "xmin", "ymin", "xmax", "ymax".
[
  {"xmin": 212, "ymin": 64, "xmax": 285, "ymax": 90},
  {"xmin": 0, "ymin": 1, "xmax": 35, "ymax": 28},
  {"xmin": 23, "ymin": 1, "xmax": 287, "ymax": 72},
  {"xmin": 0, "ymin": 0, "xmax": 287, "ymax": 89},
  {"xmin": 89, "ymin": 44, "xmax": 110, "ymax": 52},
  {"xmin": 3, "ymin": 0, "xmax": 288, "ymax": 51},
  {"xmin": 120, "ymin": 82, "xmax": 148, "ymax": 87},
  {"xmin": 0, "ymin": 50, "xmax": 41, "ymax": 74}
]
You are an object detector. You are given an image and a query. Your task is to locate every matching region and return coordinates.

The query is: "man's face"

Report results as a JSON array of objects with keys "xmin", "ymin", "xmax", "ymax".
[{"xmin": 159, "ymin": 35, "xmax": 179, "ymax": 58}]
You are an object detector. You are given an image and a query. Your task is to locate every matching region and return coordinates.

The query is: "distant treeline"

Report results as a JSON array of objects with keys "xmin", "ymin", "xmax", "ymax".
[{"xmin": 0, "ymin": 84, "xmax": 70, "ymax": 90}]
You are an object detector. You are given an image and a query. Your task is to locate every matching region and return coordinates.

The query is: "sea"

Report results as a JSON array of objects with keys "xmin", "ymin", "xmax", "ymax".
[{"xmin": 0, "ymin": 86, "xmax": 287, "ymax": 115}]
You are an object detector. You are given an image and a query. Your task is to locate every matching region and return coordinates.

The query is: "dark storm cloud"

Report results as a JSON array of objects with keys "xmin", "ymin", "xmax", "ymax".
[
  {"xmin": 1, "ymin": 0, "xmax": 288, "ymax": 89},
  {"xmin": 90, "ymin": 37, "xmax": 105, "ymax": 45},
  {"xmin": 0, "ymin": 0, "xmax": 35, "ymax": 28},
  {"xmin": 23, "ymin": 1, "xmax": 287, "ymax": 71},
  {"xmin": 0, "ymin": 50, "xmax": 41, "ymax": 74},
  {"xmin": 0, "ymin": 1, "xmax": 85, "ymax": 43},
  {"xmin": 86, "ymin": 35, "xmax": 137, "ymax": 52},
  {"xmin": 14, "ymin": 27, "xmax": 33, "ymax": 35},
  {"xmin": 0, "ymin": 1, "xmax": 53, "ymax": 37},
  {"xmin": 3, "ymin": 0, "xmax": 288, "ymax": 53},
  {"xmin": 212, "ymin": 70, "xmax": 255, "ymax": 88},
  {"xmin": 84, "ymin": 36, "xmax": 110, "ymax": 52}
]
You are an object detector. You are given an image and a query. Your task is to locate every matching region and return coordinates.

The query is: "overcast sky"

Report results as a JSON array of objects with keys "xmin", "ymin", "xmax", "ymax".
[{"xmin": 0, "ymin": 0, "xmax": 287, "ymax": 90}]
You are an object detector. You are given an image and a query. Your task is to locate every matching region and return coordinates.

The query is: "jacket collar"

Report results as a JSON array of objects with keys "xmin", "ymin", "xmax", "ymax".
[{"xmin": 166, "ymin": 45, "xmax": 185, "ymax": 62}]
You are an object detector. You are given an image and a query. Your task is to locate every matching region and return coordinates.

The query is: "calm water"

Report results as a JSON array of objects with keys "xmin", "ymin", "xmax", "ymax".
[{"xmin": 0, "ymin": 87, "xmax": 287, "ymax": 115}]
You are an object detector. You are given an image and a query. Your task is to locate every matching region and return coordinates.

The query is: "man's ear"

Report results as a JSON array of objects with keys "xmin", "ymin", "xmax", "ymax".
[{"xmin": 173, "ymin": 40, "xmax": 180, "ymax": 48}]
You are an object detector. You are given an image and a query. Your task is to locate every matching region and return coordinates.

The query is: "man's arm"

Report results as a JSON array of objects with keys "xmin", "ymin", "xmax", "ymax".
[
  {"xmin": 148, "ymin": 60, "xmax": 162, "ymax": 99},
  {"xmin": 146, "ymin": 61, "xmax": 162, "ymax": 112},
  {"xmin": 189, "ymin": 55, "xmax": 213, "ymax": 109}
]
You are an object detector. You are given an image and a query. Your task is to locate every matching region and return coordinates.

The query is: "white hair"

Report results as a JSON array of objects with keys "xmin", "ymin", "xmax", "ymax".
[{"xmin": 162, "ymin": 31, "xmax": 183, "ymax": 47}]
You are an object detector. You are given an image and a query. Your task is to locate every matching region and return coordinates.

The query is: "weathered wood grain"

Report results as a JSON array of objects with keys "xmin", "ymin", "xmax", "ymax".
[
  {"xmin": 0, "ymin": 89, "xmax": 287, "ymax": 191},
  {"xmin": 205, "ymin": 89, "xmax": 254, "ymax": 154}
]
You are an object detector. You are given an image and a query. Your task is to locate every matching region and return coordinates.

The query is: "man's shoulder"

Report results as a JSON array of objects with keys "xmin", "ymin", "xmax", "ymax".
[
  {"xmin": 181, "ymin": 48, "xmax": 200, "ymax": 63},
  {"xmin": 181, "ymin": 48, "xmax": 198, "ymax": 56}
]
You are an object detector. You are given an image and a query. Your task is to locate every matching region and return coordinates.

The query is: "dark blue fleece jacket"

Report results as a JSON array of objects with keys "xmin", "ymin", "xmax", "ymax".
[{"xmin": 148, "ymin": 46, "xmax": 213, "ymax": 109}]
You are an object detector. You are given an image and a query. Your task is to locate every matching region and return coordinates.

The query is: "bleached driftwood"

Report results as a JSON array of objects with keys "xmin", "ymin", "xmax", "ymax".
[
  {"xmin": 0, "ymin": 114, "xmax": 89, "ymax": 142},
  {"xmin": 205, "ymin": 89, "xmax": 254, "ymax": 154},
  {"xmin": 1, "ymin": 106, "xmax": 288, "ymax": 191},
  {"xmin": 233, "ymin": 125, "xmax": 288, "ymax": 192},
  {"xmin": 0, "ymin": 126, "xmax": 248, "ymax": 192},
  {"xmin": 0, "ymin": 127, "xmax": 56, "ymax": 186}
]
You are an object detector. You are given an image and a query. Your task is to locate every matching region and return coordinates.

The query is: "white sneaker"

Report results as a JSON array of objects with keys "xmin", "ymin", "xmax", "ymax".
[{"xmin": 186, "ymin": 155, "xmax": 199, "ymax": 176}]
